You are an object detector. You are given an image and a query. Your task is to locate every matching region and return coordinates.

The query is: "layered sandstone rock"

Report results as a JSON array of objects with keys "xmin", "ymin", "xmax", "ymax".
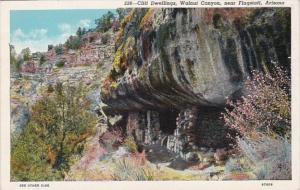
[
  {"xmin": 101, "ymin": 8, "xmax": 290, "ymax": 111},
  {"xmin": 100, "ymin": 8, "xmax": 290, "ymax": 159},
  {"xmin": 45, "ymin": 31, "xmax": 115, "ymax": 67}
]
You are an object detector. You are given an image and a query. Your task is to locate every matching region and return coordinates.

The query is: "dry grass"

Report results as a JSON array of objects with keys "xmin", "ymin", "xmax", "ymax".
[
  {"xmin": 123, "ymin": 136, "xmax": 138, "ymax": 153},
  {"xmin": 66, "ymin": 148, "xmax": 213, "ymax": 181},
  {"xmin": 152, "ymin": 167, "xmax": 207, "ymax": 180},
  {"xmin": 111, "ymin": 158, "xmax": 154, "ymax": 180},
  {"xmin": 237, "ymin": 135, "xmax": 291, "ymax": 180}
]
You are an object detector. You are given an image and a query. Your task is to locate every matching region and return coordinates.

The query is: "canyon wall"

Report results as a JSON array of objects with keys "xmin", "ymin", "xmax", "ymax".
[
  {"xmin": 100, "ymin": 8, "xmax": 291, "ymax": 159},
  {"xmin": 101, "ymin": 8, "xmax": 290, "ymax": 111}
]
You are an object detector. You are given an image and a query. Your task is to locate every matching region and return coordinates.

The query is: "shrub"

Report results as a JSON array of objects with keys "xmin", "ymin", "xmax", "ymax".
[
  {"xmin": 76, "ymin": 27, "xmax": 86, "ymax": 37},
  {"xmin": 56, "ymin": 61, "xmax": 65, "ymax": 68},
  {"xmin": 65, "ymin": 36, "xmax": 82, "ymax": 50},
  {"xmin": 123, "ymin": 135, "xmax": 138, "ymax": 153},
  {"xmin": 95, "ymin": 11, "xmax": 115, "ymax": 32},
  {"xmin": 116, "ymin": 8, "xmax": 128, "ymax": 21},
  {"xmin": 112, "ymin": 44, "xmax": 125, "ymax": 73},
  {"xmin": 10, "ymin": 45, "xmax": 19, "ymax": 72},
  {"xmin": 47, "ymin": 84, "xmax": 54, "ymax": 93},
  {"xmin": 115, "ymin": 9, "xmax": 136, "ymax": 46},
  {"xmin": 112, "ymin": 36, "xmax": 135, "ymax": 75},
  {"xmin": 224, "ymin": 157, "xmax": 252, "ymax": 174},
  {"xmin": 222, "ymin": 66, "xmax": 291, "ymax": 180},
  {"xmin": 21, "ymin": 48, "xmax": 31, "ymax": 61},
  {"xmin": 223, "ymin": 66, "xmax": 291, "ymax": 139},
  {"xmin": 101, "ymin": 33, "xmax": 110, "ymax": 44},
  {"xmin": 39, "ymin": 54, "xmax": 46, "ymax": 65},
  {"xmin": 237, "ymin": 135, "xmax": 291, "ymax": 180},
  {"xmin": 11, "ymin": 83, "xmax": 97, "ymax": 181},
  {"xmin": 11, "ymin": 125, "xmax": 63, "ymax": 181},
  {"xmin": 111, "ymin": 158, "xmax": 154, "ymax": 180},
  {"xmin": 55, "ymin": 44, "xmax": 64, "ymax": 55}
]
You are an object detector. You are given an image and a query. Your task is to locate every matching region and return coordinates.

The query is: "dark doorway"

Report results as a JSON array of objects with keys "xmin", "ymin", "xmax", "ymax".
[{"xmin": 159, "ymin": 109, "xmax": 179, "ymax": 135}]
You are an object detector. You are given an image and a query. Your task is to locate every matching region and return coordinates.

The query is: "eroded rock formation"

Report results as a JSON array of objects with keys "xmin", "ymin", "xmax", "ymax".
[{"xmin": 100, "ymin": 8, "xmax": 291, "ymax": 159}]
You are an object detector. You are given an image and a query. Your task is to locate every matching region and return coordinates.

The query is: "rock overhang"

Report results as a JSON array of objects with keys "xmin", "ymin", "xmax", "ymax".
[{"xmin": 100, "ymin": 8, "xmax": 291, "ymax": 113}]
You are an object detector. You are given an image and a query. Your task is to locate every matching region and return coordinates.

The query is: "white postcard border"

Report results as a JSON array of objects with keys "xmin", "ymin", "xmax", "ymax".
[{"xmin": 1, "ymin": 1, "xmax": 300, "ymax": 190}]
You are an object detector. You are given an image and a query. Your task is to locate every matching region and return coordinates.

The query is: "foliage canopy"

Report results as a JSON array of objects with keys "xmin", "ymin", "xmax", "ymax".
[{"xmin": 11, "ymin": 83, "xmax": 97, "ymax": 181}]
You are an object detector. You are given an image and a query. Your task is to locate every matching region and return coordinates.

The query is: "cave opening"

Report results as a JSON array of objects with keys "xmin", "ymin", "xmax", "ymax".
[{"xmin": 159, "ymin": 109, "xmax": 179, "ymax": 135}]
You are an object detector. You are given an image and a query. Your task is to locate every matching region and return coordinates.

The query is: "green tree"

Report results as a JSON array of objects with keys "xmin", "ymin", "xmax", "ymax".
[
  {"xmin": 76, "ymin": 27, "xmax": 83, "ymax": 37},
  {"xmin": 82, "ymin": 27, "xmax": 87, "ymax": 35},
  {"xmin": 65, "ymin": 36, "xmax": 82, "ymax": 50},
  {"xmin": 76, "ymin": 27, "xmax": 87, "ymax": 37},
  {"xmin": 10, "ymin": 44, "xmax": 19, "ymax": 72},
  {"xmin": 39, "ymin": 54, "xmax": 46, "ymax": 65},
  {"xmin": 21, "ymin": 47, "xmax": 31, "ymax": 61},
  {"xmin": 11, "ymin": 83, "xmax": 97, "ymax": 181},
  {"xmin": 95, "ymin": 11, "xmax": 115, "ymax": 32},
  {"xmin": 11, "ymin": 126, "xmax": 61, "ymax": 181},
  {"xmin": 116, "ymin": 8, "xmax": 127, "ymax": 21},
  {"xmin": 55, "ymin": 44, "xmax": 64, "ymax": 55}
]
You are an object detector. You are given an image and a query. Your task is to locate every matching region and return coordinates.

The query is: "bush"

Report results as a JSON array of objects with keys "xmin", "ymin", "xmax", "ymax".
[
  {"xmin": 11, "ymin": 83, "xmax": 97, "ymax": 181},
  {"xmin": 123, "ymin": 135, "xmax": 137, "ymax": 153},
  {"xmin": 222, "ymin": 66, "xmax": 291, "ymax": 180},
  {"xmin": 111, "ymin": 158, "xmax": 154, "ymax": 180},
  {"xmin": 21, "ymin": 48, "xmax": 31, "ymax": 61},
  {"xmin": 11, "ymin": 126, "xmax": 63, "ymax": 181},
  {"xmin": 65, "ymin": 36, "xmax": 82, "ymax": 50},
  {"xmin": 10, "ymin": 45, "xmax": 19, "ymax": 72},
  {"xmin": 76, "ymin": 27, "xmax": 86, "ymax": 37},
  {"xmin": 223, "ymin": 66, "xmax": 291, "ymax": 138},
  {"xmin": 224, "ymin": 157, "xmax": 252, "ymax": 174},
  {"xmin": 237, "ymin": 136, "xmax": 291, "ymax": 180},
  {"xmin": 47, "ymin": 84, "xmax": 55, "ymax": 93},
  {"xmin": 39, "ymin": 54, "xmax": 46, "ymax": 65},
  {"xmin": 95, "ymin": 11, "xmax": 115, "ymax": 32},
  {"xmin": 56, "ymin": 61, "xmax": 65, "ymax": 68},
  {"xmin": 55, "ymin": 44, "xmax": 64, "ymax": 55},
  {"xmin": 101, "ymin": 33, "xmax": 110, "ymax": 44}
]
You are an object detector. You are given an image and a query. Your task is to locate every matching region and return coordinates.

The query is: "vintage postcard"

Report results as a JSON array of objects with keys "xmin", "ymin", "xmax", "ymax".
[{"xmin": 0, "ymin": 0, "xmax": 299, "ymax": 190}]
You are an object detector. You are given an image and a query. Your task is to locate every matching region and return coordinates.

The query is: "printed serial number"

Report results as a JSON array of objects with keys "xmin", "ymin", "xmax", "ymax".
[
  {"xmin": 124, "ymin": 1, "xmax": 133, "ymax": 5},
  {"xmin": 262, "ymin": 183, "xmax": 273, "ymax": 186}
]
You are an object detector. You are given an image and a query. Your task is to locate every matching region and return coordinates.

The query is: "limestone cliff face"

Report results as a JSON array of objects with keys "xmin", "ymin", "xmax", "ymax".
[
  {"xmin": 101, "ymin": 8, "xmax": 290, "ymax": 112},
  {"xmin": 100, "ymin": 8, "xmax": 290, "ymax": 158}
]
